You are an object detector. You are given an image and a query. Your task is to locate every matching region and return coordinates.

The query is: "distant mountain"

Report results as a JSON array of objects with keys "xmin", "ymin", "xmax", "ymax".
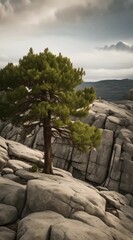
[{"xmin": 77, "ymin": 79, "xmax": 133, "ymax": 101}]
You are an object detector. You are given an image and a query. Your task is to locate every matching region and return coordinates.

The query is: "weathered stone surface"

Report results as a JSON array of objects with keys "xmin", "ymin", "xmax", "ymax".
[
  {"xmin": 0, "ymin": 203, "xmax": 18, "ymax": 225},
  {"xmin": 7, "ymin": 159, "xmax": 32, "ymax": 171},
  {"xmin": 15, "ymin": 167, "xmax": 72, "ymax": 181},
  {"xmin": 118, "ymin": 128, "xmax": 133, "ymax": 140},
  {"xmin": 15, "ymin": 169, "xmax": 44, "ymax": 181},
  {"xmin": 0, "ymin": 227, "xmax": 16, "ymax": 240},
  {"xmin": 100, "ymin": 191, "xmax": 129, "ymax": 209},
  {"xmin": 0, "ymin": 177, "xmax": 26, "ymax": 216},
  {"xmin": 123, "ymin": 142, "xmax": 133, "ymax": 155},
  {"xmin": 6, "ymin": 140, "xmax": 44, "ymax": 166},
  {"xmin": 0, "ymin": 145, "xmax": 9, "ymax": 171},
  {"xmin": 17, "ymin": 210, "xmax": 113, "ymax": 240},
  {"xmin": 119, "ymin": 177, "xmax": 133, "ymax": 193},
  {"xmin": 105, "ymin": 212, "xmax": 133, "ymax": 240},
  {"xmin": 0, "ymin": 99, "xmax": 133, "ymax": 194},
  {"xmin": 17, "ymin": 211, "xmax": 64, "ymax": 240},
  {"xmin": 120, "ymin": 205, "xmax": 133, "ymax": 222},
  {"xmin": 127, "ymin": 88, "xmax": 133, "ymax": 100},
  {"xmin": 51, "ymin": 218, "xmax": 113, "ymax": 240},
  {"xmin": 92, "ymin": 113, "xmax": 106, "ymax": 128},
  {"xmin": 117, "ymin": 209, "xmax": 133, "ymax": 233},
  {"xmin": 1, "ymin": 167, "xmax": 14, "ymax": 175},
  {"xmin": 2, "ymin": 173, "xmax": 21, "ymax": 183},
  {"xmin": 0, "ymin": 123, "xmax": 13, "ymax": 139},
  {"xmin": 22, "ymin": 174, "xmax": 106, "ymax": 220},
  {"xmin": 32, "ymin": 126, "xmax": 44, "ymax": 150},
  {"xmin": 86, "ymin": 129, "xmax": 114, "ymax": 183},
  {"xmin": 71, "ymin": 211, "xmax": 111, "ymax": 235},
  {"xmin": 0, "ymin": 136, "xmax": 7, "ymax": 149},
  {"xmin": 0, "ymin": 167, "xmax": 132, "ymax": 240}
]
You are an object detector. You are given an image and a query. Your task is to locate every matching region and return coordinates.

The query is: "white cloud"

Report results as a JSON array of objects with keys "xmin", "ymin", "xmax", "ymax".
[
  {"xmin": 72, "ymin": 49, "xmax": 133, "ymax": 70},
  {"xmin": 0, "ymin": 0, "xmax": 13, "ymax": 20},
  {"xmin": 70, "ymin": 49, "xmax": 133, "ymax": 81},
  {"xmin": 85, "ymin": 68, "xmax": 133, "ymax": 81},
  {"xmin": 0, "ymin": 0, "xmax": 133, "ymax": 82}
]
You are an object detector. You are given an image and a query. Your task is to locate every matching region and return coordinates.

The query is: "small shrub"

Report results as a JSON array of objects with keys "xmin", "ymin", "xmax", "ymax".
[{"xmin": 29, "ymin": 164, "xmax": 38, "ymax": 172}]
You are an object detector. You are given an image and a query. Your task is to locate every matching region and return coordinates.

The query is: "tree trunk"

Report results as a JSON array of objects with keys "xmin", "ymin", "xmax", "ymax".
[{"xmin": 43, "ymin": 113, "xmax": 53, "ymax": 174}]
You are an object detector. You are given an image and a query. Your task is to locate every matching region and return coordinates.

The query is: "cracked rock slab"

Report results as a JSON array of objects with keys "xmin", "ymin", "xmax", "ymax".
[
  {"xmin": 99, "ymin": 191, "xmax": 129, "ymax": 209},
  {"xmin": 50, "ymin": 218, "xmax": 113, "ymax": 240},
  {"xmin": 6, "ymin": 140, "xmax": 44, "ymax": 166},
  {"xmin": 105, "ymin": 212, "xmax": 133, "ymax": 240},
  {"xmin": 18, "ymin": 211, "xmax": 113, "ymax": 240},
  {"xmin": 7, "ymin": 159, "xmax": 32, "ymax": 171},
  {"xmin": 22, "ymin": 174, "xmax": 106, "ymax": 220},
  {"xmin": 17, "ymin": 211, "xmax": 64, "ymax": 240}
]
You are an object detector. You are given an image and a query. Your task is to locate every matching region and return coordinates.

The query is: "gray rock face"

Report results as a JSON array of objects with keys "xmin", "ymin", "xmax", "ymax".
[
  {"xmin": 0, "ymin": 177, "xmax": 26, "ymax": 216},
  {"xmin": 128, "ymin": 88, "xmax": 133, "ymax": 100},
  {"xmin": 17, "ymin": 211, "xmax": 113, "ymax": 240},
  {"xmin": 7, "ymin": 159, "xmax": 32, "ymax": 171},
  {"xmin": 0, "ymin": 169, "xmax": 133, "ymax": 240},
  {"xmin": 0, "ymin": 99, "xmax": 133, "ymax": 194},
  {"xmin": 7, "ymin": 140, "xmax": 44, "ymax": 167},
  {"xmin": 22, "ymin": 176, "xmax": 106, "ymax": 220},
  {"xmin": 0, "ymin": 203, "xmax": 18, "ymax": 225},
  {"xmin": 0, "ymin": 227, "xmax": 16, "ymax": 240},
  {"xmin": 17, "ymin": 211, "xmax": 64, "ymax": 240},
  {"xmin": 50, "ymin": 218, "xmax": 113, "ymax": 240},
  {"xmin": 1, "ymin": 167, "xmax": 14, "ymax": 175}
]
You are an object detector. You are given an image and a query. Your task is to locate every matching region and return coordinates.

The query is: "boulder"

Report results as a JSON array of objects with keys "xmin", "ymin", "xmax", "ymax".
[
  {"xmin": 0, "ymin": 166, "xmax": 132, "ymax": 240},
  {"xmin": 22, "ymin": 173, "xmax": 106, "ymax": 220},
  {"xmin": 2, "ymin": 174, "xmax": 22, "ymax": 183},
  {"xmin": 105, "ymin": 212, "xmax": 133, "ymax": 240},
  {"xmin": 0, "ymin": 136, "xmax": 8, "ymax": 150},
  {"xmin": 0, "ymin": 227, "xmax": 16, "ymax": 240},
  {"xmin": 0, "ymin": 177, "xmax": 26, "ymax": 216},
  {"xmin": 99, "ymin": 191, "xmax": 129, "ymax": 209},
  {"xmin": 7, "ymin": 159, "xmax": 32, "ymax": 171},
  {"xmin": 17, "ymin": 210, "xmax": 113, "ymax": 240},
  {"xmin": 71, "ymin": 211, "xmax": 111, "ymax": 236},
  {"xmin": 50, "ymin": 218, "xmax": 113, "ymax": 240},
  {"xmin": 17, "ymin": 211, "xmax": 64, "ymax": 240},
  {"xmin": 1, "ymin": 168, "xmax": 14, "ymax": 175},
  {"xmin": 0, "ymin": 203, "xmax": 18, "ymax": 225},
  {"xmin": 6, "ymin": 140, "xmax": 44, "ymax": 167},
  {"xmin": 0, "ymin": 146, "xmax": 9, "ymax": 171}
]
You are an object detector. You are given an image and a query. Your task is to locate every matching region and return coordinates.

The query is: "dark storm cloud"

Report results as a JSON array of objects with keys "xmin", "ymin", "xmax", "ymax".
[
  {"xmin": 0, "ymin": 0, "xmax": 55, "ymax": 23},
  {"xmin": 108, "ymin": 0, "xmax": 133, "ymax": 12},
  {"xmin": 55, "ymin": 0, "xmax": 133, "ymax": 22},
  {"xmin": 1, "ymin": 0, "xmax": 133, "ymax": 41},
  {"xmin": 101, "ymin": 41, "xmax": 133, "ymax": 53},
  {"xmin": 1, "ymin": 0, "xmax": 133, "ymax": 24},
  {"xmin": 53, "ymin": 0, "xmax": 133, "ymax": 41}
]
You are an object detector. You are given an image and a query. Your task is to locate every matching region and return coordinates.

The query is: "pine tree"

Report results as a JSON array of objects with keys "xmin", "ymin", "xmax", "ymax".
[{"xmin": 0, "ymin": 48, "xmax": 102, "ymax": 174}]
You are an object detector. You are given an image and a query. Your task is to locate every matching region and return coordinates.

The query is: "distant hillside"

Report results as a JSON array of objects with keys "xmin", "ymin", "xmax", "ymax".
[{"xmin": 77, "ymin": 79, "xmax": 133, "ymax": 101}]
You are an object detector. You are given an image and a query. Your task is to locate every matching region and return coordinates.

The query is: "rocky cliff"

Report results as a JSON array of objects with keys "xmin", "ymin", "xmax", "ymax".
[
  {"xmin": 0, "ymin": 161, "xmax": 133, "ymax": 239},
  {"xmin": 0, "ymin": 100, "xmax": 133, "ymax": 194}
]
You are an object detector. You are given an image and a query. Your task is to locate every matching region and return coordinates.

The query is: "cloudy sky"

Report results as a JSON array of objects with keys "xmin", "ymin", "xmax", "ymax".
[{"xmin": 0, "ymin": 0, "xmax": 133, "ymax": 81}]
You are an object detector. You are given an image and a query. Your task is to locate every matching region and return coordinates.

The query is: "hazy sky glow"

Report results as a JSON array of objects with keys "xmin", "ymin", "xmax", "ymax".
[{"xmin": 0, "ymin": 0, "xmax": 133, "ymax": 81}]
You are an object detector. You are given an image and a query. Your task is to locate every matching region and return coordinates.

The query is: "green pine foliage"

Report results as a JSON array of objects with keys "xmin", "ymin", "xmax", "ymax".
[{"xmin": 0, "ymin": 48, "xmax": 102, "ymax": 173}]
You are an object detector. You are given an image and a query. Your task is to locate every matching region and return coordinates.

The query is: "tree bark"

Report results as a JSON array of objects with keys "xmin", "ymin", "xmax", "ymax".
[{"xmin": 43, "ymin": 112, "xmax": 53, "ymax": 174}]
